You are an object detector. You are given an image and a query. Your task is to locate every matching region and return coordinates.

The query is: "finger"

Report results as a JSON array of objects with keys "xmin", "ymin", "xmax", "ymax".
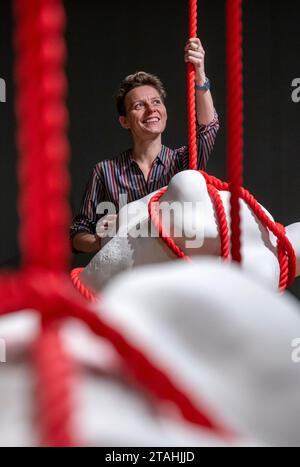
[
  {"xmin": 196, "ymin": 37, "xmax": 203, "ymax": 48},
  {"xmin": 185, "ymin": 50, "xmax": 204, "ymax": 59},
  {"xmin": 185, "ymin": 45, "xmax": 203, "ymax": 54},
  {"xmin": 184, "ymin": 54, "xmax": 204, "ymax": 65},
  {"xmin": 185, "ymin": 37, "xmax": 201, "ymax": 49},
  {"xmin": 185, "ymin": 39, "xmax": 196, "ymax": 51},
  {"xmin": 185, "ymin": 42, "xmax": 198, "ymax": 52},
  {"xmin": 185, "ymin": 47, "xmax": 204, "ymax": 55},
  {"xmin": 191, "ymin": 37, "xmax": 202, "ymax": 48}
]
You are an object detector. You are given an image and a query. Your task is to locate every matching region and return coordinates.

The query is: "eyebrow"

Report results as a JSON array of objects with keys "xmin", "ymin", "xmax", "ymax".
[{"xmin": 130, "ymin": 96, "xmax": 162, "ymax": 107}]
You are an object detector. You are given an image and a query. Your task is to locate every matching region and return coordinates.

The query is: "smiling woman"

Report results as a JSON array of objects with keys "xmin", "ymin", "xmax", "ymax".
[{"xmin": 70, "ymin": 39, "xmax": 219, "ymax": 255}]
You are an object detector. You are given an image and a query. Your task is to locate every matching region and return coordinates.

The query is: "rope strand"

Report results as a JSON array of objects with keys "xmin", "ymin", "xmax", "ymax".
[
  {"xmin": 188, "ymin": 0, "xmax": 198, "ymax": 170},
  {"xmin": 226, "ymin": 0, "xmax": 244, "ymax": 263},
  {"xmin": 14, "ymin": 0, "xmax": 70, "ymax": 272},
  {"xmin": 147, "ymin": 171, "xmax": 296, "ymax": 291}
]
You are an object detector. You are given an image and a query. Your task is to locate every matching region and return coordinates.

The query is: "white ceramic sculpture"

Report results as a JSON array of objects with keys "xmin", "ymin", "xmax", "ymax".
[
  {"xmin": 1, "ymin": 259, "xmax": 300, "ymax": 446},
  {"xmin": 80, "ymin": 170, "xmax": 300, "ymax": 292}
]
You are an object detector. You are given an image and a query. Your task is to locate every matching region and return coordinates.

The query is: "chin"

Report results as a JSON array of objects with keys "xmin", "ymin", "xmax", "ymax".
[
  {"xmin": 145, "ymin": 130, "xmax": 163, "ymax": 137},
  {"xmin": 145, "ymin": 123, "xmax": 166, "ymax": 135}
]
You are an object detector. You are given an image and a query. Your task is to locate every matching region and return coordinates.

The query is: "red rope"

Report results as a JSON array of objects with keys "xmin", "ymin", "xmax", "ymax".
[
  {"xmin": 148, "ymin": 188, "xmax": 190, "ymax": 261},
  {"xmin": 276, "ymin": 223, "xmax": 289, "ymax": 291},
  {"xmin": 148, "ymin": 171, "xmax": 296, "ymax": 290},
  {"xmin": 70, "ymin": 267, "xmax": 97, "ymax": 302},
  {"xmin": 188, "ymin": 0, "xmax": 198, "ymax": 170},
  {"xmin": 13, "ymin": 0, "xmax": 74, "ymax": 446},
  {"xmin": 226, "ymin": 0, "xmax": 244, "ymax": 263},
  {"xmin": 33, "ymin": 318, "xmax": 78, "ymax": 447},
  {"xmin": 14, "ymin": 0, "xmax": 70, "ymax": 272},
  {"xmin": 0, "ymin": 272, "xmax": 232, "ymax": 439},
  {"xmin": 239, "ymin": 188, "xmax": 296, "ymax": 287},
  {"xmin": 206, "ymin": 185, "xmax": 230, "ymax": 261}
]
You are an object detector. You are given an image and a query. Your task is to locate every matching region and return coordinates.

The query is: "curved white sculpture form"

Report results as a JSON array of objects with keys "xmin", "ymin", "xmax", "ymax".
[
  {"xmin": 1, "ymin": 259, "xmax": 300, "ymax": 446},
  {"xmin": 80, "ymin": 170, "xmax": 300, "ymax": 292}
]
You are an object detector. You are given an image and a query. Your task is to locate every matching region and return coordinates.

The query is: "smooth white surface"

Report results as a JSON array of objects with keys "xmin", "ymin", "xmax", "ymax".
[
  {"xmin": 1, "ymin": 259, "xmax": 300, "ymax": 446},
  {"xmin": 100, "ymin": 259, "xmax": 300, "ymax": 446},
  {"xmin": 81, "ymin": 170, "xmax": 300, "ymax": 291}
]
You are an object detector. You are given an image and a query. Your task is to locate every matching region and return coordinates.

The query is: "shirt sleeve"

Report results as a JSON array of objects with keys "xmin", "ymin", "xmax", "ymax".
[
  {"xmin": 70, "ymin": 164, "xmax": 105, "ymax": 241},
  {"xmin": 176, "ymin": 110, "xmax": 220, "ymax": 170}
]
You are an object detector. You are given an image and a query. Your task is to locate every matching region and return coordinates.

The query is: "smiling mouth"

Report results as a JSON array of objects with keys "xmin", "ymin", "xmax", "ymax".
[{"xmin": 143, "ymin": 117, "xmax": 160, "ymax": 123}]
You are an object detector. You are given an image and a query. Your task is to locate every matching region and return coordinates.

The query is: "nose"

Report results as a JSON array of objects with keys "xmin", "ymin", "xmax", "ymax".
[{"xmin": 145, "ymin": 101, "xmax": 156, "ymax": 113}]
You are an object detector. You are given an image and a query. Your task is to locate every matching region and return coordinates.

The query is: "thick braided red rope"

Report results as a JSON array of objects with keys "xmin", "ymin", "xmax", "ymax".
[
  {"xmin": 148, "ymin": 171, "xmax": 296, "ymax": 290},
  {"xmin": 14, "ymin": 0, "xmax": 43, "ymax": 267},
  {"xmin": 187, "ymin": 0, "xmax": 198, "ymax": 170},
  {"xmin": 239, "ymin": 188, "xmax": 296, "ymax": 287},
  {"xmin": 70, "ymin": 267, "xmax": 97, "ymax": 302},
  {"xmin": 206, "ymin": 185, "xmax": 230, "ymax": 260},
  {"xmin": 148, "ymin": 185, "xmax": 230, "ymax": 262},
  {"xmin": 0, "ymin": 272, "xmax": 233, "ymax": 439},
  {"xmin": 276, "ymin": 223, "xmax": 289, "ymax": 291},
  {"xmin": 13, "ymin": 0, "xmax": 75, "ymax": 446},
  {"xmin": 200, "ymin": 173, "xmax": 296, "ymax": 288},
  {"xmin": 33, "ymin": 319, "xmax": 78, "ymax": 447},
  {"xmin": 148, "ymin": 188, "xmax": 190, "ymax": 261},
  {"xmin": 226, "ymin": 0, "xmax": 244, "ymax": 264},
  {"xmin": 14, "ymin": 0, "xmax": 70, "ymax": 272}
]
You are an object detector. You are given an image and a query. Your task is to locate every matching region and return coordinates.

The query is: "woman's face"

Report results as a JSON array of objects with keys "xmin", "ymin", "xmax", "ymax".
[{"xmin": 119, "ymin": 85, "xmax": 167, "ymax": 140}]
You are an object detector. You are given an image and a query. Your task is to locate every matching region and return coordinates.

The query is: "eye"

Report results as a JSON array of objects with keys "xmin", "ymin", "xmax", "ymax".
[
  {"xmin": 134, "ymin": 102, "xmax": 144, "ymax": 110},
  {"xmin": 153, "ymin": 99, "xmax": 161, "ymax": 105}
]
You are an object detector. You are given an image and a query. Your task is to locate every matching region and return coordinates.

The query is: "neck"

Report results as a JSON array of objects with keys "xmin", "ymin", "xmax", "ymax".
[{"xmin": 131, "ymin": 136, "xmax": 162, "ymax": 167}]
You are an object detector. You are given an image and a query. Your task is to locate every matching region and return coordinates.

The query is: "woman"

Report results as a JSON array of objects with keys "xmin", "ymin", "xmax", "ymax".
[{"xmin": 70, "ymin": 37, "xmax": 219, "ymax": 253}]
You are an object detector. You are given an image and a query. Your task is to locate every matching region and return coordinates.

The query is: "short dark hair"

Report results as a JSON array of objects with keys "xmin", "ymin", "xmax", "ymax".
[{"xmin": 116, "ymin": 71, "xmax": 166, "ymax": 116}]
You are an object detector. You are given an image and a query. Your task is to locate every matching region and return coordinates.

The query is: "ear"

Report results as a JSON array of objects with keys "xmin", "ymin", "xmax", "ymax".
[{"xmin": 119, "ymin": 115, "xmax": 130, "ymax": 130}]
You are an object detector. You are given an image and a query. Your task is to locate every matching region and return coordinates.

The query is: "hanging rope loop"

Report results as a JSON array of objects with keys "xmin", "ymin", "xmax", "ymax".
[{"xmin": 148, "ymin": 171, "xmax": 296, "ymax": 291}]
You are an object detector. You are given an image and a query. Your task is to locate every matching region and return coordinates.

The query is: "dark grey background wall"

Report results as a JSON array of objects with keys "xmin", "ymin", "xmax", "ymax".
[{"xmin": 1, "ymin": 0, "xmax": 300, "ymax": 299}]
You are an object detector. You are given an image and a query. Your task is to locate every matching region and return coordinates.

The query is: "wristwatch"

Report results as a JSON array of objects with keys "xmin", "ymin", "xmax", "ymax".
[{"xmin": 195, "ymin": 77, "xmax": 210, "ymax": 91}]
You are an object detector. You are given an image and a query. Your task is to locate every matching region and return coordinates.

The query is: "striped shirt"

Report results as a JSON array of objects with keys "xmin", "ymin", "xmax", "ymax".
[{"xmin": 70, "ymin": 113, "xmax": 219, "ymax": 240}]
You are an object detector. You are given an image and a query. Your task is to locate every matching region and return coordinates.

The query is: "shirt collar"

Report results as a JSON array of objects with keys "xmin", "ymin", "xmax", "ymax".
[{"xmin": 124, "ymin": 145, "xmax": 169, "ymax": 168}]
